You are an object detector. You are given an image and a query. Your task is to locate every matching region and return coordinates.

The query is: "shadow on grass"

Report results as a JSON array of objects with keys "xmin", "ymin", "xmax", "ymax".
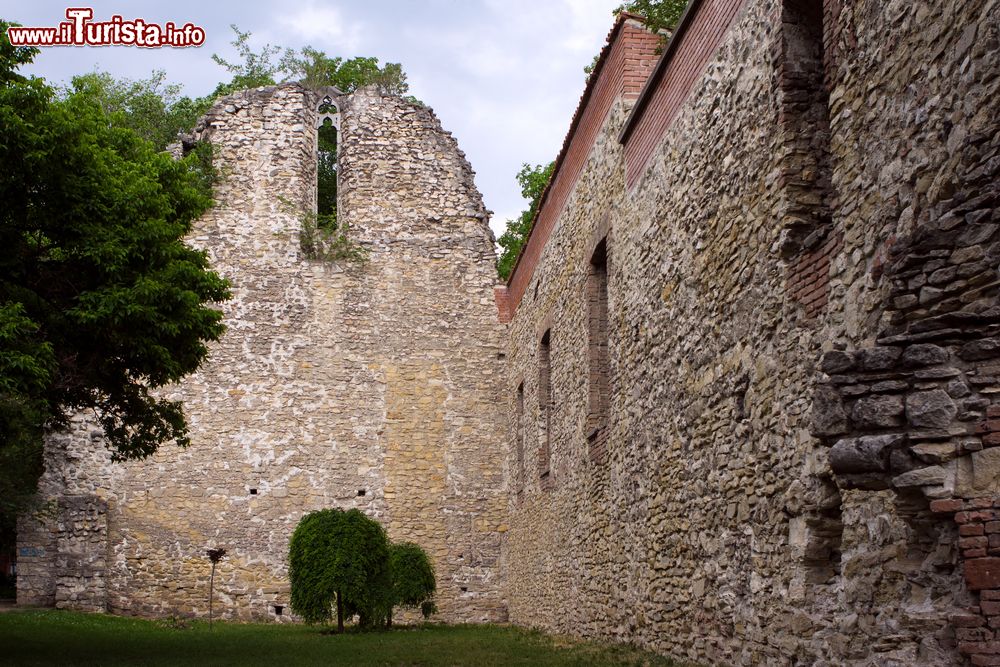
[{"xmin": 0, "ymin": 609, "xmax": 685, "ymax": 666}]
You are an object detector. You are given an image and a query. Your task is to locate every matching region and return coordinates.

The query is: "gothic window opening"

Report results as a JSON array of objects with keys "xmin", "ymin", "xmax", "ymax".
[
  {"xmin": 316, "ymin": 96, "xmax": 339, "ymax": 228},
  {"xmin": 538, "ymin": 330, "xmax": 553, "ymax": 488},
  {"xmin": 587, "ymin": 238, "xmax": 609, "ymax": 462}
]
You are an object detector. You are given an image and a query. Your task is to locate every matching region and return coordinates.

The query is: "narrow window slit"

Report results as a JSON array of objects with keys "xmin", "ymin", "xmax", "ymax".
[
  {"xmin": 538, "ymin": 330, "xmax": 553, "ymax": 488},
  {"xmin": 315, "ymin": 96, "xmax": 340, "ymax": 230},
  {"xmin": 515, "ymin": 382, "xmax": 525, "ymax": 501}
]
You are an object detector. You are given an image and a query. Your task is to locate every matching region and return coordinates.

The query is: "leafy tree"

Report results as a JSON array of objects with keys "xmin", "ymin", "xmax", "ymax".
[
  {"xmin": 211, "ymin": 24, "xmax": 282, "ymax": 95},
  {"xmin": 288, "ymin": 508, "xmax": 391, "ymax": 632},
  {"xmin": 280, "ymin": 48, "xmax": 410, "ymax": 96},
  {"xmin": 0, "ymin": 23, "xmax": 230, "ymax": 506},
  {"xmin": 62, "ymin": 70, "xmax": 203, "ymax": 152},
  {"xmin": 496, "ymin": 162, "xmax": 555, "ymax": 280},
  {"xmin": 617, "ymin": 0, "xmax": 689, "ymax": 41},
  {"xmin": 61, "ymin": 26, "xmax": 284, "ymax": 153},
  {"xmin": 387, "ymin": 541, "xmax": 436, "ymax": 626}
]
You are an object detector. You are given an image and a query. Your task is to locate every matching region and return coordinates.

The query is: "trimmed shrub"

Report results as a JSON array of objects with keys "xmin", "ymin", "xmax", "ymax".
[
  {"xmin": 388, "ymin": 541, "xmax": 436, "ymax": 625},
  {"xmin": 288, "ymin": 508, "xmax": 390, "ymax": 631}
]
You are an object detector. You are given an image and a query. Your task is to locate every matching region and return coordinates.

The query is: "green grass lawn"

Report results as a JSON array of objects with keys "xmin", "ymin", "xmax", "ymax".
[{"xmin": 0, "ymin": 609, "xmax": 679, "ymax": 666}]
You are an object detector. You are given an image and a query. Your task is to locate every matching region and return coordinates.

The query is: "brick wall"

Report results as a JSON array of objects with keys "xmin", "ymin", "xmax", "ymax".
[
  {"xmin": 621, "ymin": 0, "xmax": 748, "ymax": 190},
  {"xmin": 504, "ymin": 17, "xmax": 659, "ymax": 314}
]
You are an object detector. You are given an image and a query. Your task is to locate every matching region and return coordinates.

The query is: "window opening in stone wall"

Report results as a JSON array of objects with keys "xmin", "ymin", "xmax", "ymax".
[
  {"xmin": 799, "ymin": 479, "xmax": 843, "ymax": 584},
  {"xmin": 538, "ymin": 330, "xmax": 553, "ymax": 488},
  {"xmin": 273, "ymin": 605, "xmax": 283, "ymax": 616},
  {"xmin": 587, "ymin": 238, "xmax": 610, "ymax": 463},
  {"xmin": 777, "ymin": 0, "xmax": 833, "ymax": 259},
  {"xmin": 516, "ymin": 382, "xmax": 526, "ymax": 502},
  {"xmin": 316, "ymin": 96, "xmax": 339, "ymax": 229}
]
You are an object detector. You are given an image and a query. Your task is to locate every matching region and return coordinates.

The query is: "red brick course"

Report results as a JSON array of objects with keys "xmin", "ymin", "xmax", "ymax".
[
  {"xmin": 494, "ymin": 286, "xmax": 511, "ymax": 323},
  {"xmin": 621, "ymin": 0, "xmax": 748, "ymax": 190},
  {"xmin": 505, "ymin": 17, "xmax": 659, "ymax": 315},
  {"xmin": 786, "ymin": 230, "xmax": 841, "ymax": 319},
  {"xmin": 938, "ymin": 499, "xmax": 1000, "ymax": 665}
]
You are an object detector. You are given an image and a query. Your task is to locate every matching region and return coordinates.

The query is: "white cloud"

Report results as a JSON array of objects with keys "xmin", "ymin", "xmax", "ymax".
[{"xmin": 276, "ymin": 3, "xmax": 363, "ymax": 51}]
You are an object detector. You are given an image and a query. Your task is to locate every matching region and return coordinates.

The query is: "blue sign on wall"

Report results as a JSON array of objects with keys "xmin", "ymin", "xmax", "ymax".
[{"xmin": 18, "ymin": 547, "xmax": 45, "ymax": 558}]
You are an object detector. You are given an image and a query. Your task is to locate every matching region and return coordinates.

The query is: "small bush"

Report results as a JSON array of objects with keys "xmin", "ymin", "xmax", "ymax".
[
  {"xmin": 288, "ymin": 508, "xmax": 390, "ymax": 631},
  {"xmin": 388, "ymin": 542, "xmax": 436, "ymax": 624},
  {"xmin": 298, "ymin": 211, "xmax": 368, "ymax": 264}
]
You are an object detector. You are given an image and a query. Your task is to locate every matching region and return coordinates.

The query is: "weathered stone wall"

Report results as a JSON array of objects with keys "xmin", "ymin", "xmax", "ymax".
[
  {"xmin": 17, "ymin": 415, "xmax": 112, "ymax": 611},
  {"xmin": 18, "ymin": 83, "xmax": 508, "ymax": 623},
  {"xmin": 16, "ymin": 1, "xmax": 1000, "ymax": 662},
  {"xmin": 809, "ymin": 0, "xmax": 1000, "ymax": 663},
  {"xmin": 502, "ymin": 0, "xmax": 999, "ymax": 665}
]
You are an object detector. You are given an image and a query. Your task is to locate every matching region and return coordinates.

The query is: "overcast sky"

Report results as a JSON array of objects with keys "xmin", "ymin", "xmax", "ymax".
[{"xmin": 2, "ymin": 0, "xmax": 625, "ymax": 238}]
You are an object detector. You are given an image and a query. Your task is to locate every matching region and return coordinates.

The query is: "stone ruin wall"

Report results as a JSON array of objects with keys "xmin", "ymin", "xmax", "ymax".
[
  {"xmin": 17, "ymin": 83, "xmax": 509, "ymax": 623},
  {"xmin": 502, "ymin": 0, "xmax": 1000, "ymax": 665},
  {"xmin": 13, "ymin": 0, "xmax": 1000, "ymax": 663}
]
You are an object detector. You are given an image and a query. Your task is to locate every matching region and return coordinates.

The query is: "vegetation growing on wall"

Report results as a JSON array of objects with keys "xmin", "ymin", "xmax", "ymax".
[
  {"xmin": 618, "ymin": 0, "xmax": 689, "ymax": 43},
  {"xmin": 585, "ymin": 1, "xmax": 689, "ymax": 79},
  {"xmin": 298, "ymin": 212, "xmax": 369, "ymax": 264}
]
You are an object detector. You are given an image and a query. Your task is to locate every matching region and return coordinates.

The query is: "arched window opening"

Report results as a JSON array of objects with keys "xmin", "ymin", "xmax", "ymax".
[{"xmin": 316, "ymin": 96, "xmax": 339, "ymax": 229}]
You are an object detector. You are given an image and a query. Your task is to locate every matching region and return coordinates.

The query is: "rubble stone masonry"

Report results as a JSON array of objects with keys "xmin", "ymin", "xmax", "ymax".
[
  {"xmin": 18, "ymin": 84, "xmax": 508, "ymax": 623},
  {"xmin": 503, "ymin": 0, "xmax": 999, "ymax": 665},
  {"xmin": 15, "ymin": 0, "xmax": 1000, "ymax": 664}
]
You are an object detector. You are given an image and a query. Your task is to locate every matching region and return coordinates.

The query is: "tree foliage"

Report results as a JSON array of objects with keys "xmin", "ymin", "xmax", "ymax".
[
  {"xmin": 585, "ymin": 0, "xmax": 690, "ymax": 77},
  {"xmin": 288, "ymin": 508, "xmax": 391, "ymax": 630},
  {"xmin": 388, "ymin": 541, "xmax": 436, "ymax": 622},
  {"xmin": 211, "ymin": 24, "xmax": 282, "ymax": 95},
  {"xmin": 56, "ymin": 24, "xmax": 285, "ymax": 153},
  {"xmin": 62, "ymin": 71, "xmax": 204, "ymax": 152},
  {"xmin": 280, "ymin": 48, "xmax": 410, "ymax": 97},
  {"xmin": 288, "ymin": 510, "xmax": 439, "ymax": 631},
  {"xmin": 496, "ymin": 162, "xmax": 555, "ymax": 280},
  {"xmin": 617, "ymin": 0, "xmax": 689, "ymax": 39},
  {"xmin": 0, "ymin": 23, "xmax": 230, "ymax": 504}
]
